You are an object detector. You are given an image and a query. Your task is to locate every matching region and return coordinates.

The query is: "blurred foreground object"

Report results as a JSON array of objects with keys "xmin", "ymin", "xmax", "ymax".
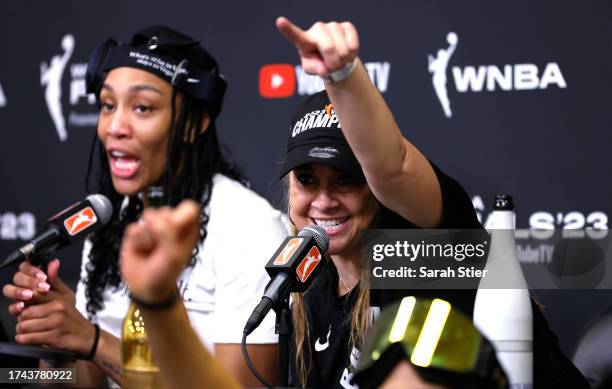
[{"xmin": 354, "ymin": 296, "xmax": 508, "ymax": 389}]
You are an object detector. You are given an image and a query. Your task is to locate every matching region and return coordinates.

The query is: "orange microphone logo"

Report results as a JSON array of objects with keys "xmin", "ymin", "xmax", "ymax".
[
  {"xmin": 273, "ymin": 238, "xmax": 303, "ymax": 265},
  {"xmin": 296, "ymin": 246, "xmax": 322, "ymax": 283},
  {"xmin": 64, "ymin": 207, "xmax": 97, "ymax": 236}
]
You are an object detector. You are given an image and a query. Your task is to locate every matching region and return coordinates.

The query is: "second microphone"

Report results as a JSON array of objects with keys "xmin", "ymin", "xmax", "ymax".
[{"xmin": 244, "ymin": 225, "xmax": 329, "ymax": 335}]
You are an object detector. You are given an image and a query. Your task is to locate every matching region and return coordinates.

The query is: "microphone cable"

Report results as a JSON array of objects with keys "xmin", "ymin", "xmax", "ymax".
[{"xmin": 241, "ymin": 332, "xmax": 274, "ymax": 389}]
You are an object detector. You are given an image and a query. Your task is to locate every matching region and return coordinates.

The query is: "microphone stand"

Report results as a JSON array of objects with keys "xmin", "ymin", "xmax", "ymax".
[{"xmin": 273, "ymin": 295, "xmax": 291, "ymax": 387}]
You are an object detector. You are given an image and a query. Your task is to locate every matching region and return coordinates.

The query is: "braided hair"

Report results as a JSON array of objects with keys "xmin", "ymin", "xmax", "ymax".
[{"xmin": 83, "ymin": 27, "xmax": 243, "ymax": 319}]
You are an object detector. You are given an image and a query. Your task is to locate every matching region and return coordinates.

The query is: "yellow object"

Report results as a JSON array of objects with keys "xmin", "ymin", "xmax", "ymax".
[
  {"xmin": 122, "ymin": 185, "xmax": 166, "ymax": 388},
  {"xmin": 122, "ymin": 302, "xmax": 164, "ymax": 389}
]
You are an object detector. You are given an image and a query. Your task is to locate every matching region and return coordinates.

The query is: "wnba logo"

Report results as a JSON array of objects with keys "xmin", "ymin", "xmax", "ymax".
[
  {"xmin": 296, "ymin": 246, "xmax": 322, "ymax": 283},
  {"xmin": 273, "ymin": 238, "xmax": 303, "ymax": 265},
  {"xmin": 41, "ymin": 34, "xmax": 74, "ymax": 142},
  {"xmin": 428, "ymin": 32, "xmax": 567, "ymax": 118},
  {"xmin": 41, "ymin": 34, "xmax": 98, "ymax": 142},
  {"xmin": 64, "ymin": 207, "xmax": 97, "ymax": 236}
]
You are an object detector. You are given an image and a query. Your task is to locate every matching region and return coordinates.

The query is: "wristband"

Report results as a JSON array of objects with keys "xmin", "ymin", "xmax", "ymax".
[
  {"xmin": 130, "ymin": 289, "xmax": 178, "ymax": 310},
  {"xmin": 85, "ymin": 323, "xmax": 100, "ymax": 361},
  {"xmin": 322, "ymin": 58, "xmax": 358, "ymax": 83}
]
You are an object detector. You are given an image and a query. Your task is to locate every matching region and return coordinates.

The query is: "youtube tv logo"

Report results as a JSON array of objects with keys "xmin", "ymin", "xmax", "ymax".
[{"xmin": 259, "ymin": 64, "xmax": 295, "ymax": 98}]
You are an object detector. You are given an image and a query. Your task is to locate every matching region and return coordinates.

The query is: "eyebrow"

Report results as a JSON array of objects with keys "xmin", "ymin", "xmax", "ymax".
[{"xmin": 100, "ymin": 83, "xmax": 164, "ymax": 96}]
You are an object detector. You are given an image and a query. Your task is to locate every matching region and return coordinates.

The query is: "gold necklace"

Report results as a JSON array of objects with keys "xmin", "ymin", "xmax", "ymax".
[{"xmin": 339, "ymin": 277, "xmax": 353, "ymax": 294}]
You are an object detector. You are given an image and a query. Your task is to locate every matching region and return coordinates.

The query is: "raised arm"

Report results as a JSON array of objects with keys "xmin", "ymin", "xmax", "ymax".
[
  {"xmin": 446, "ymin": 33, "xmax": 458, "ymax": 59},
  {"xmin": 276, "ymin": 17, "xmax": 443, "ymax": 227},
  {"xmin": 120, "ymin": 200, "xmax": 242, "ymax": 389},
  {"xmin": 428, "ymin": 54, "xmax": 435, "ymax": 71}
]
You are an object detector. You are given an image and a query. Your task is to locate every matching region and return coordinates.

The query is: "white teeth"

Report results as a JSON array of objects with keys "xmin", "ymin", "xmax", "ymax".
[
  {"xmin": 111, "ymin": 150, "xmax": 127, "ymax": 157},
  {"xmin": 114, "ymin": 159, "xmax": 137, "ymax": 170},
  {"xmin": 314, "ymin": 218, "xmax": 347, "ymax": 228}
]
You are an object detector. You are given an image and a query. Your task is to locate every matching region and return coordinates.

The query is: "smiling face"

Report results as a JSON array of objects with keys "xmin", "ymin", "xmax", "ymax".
[
  {"xmin": 289, "ymin": 164, "xmax": 379, "ymax": 258},
  {"xmin": 97, "ymin": 67, "xmax": 175, "ymax": 196}
]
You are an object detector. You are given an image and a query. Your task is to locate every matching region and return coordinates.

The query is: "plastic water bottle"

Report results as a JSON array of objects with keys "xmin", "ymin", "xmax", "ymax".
[{"xmin": 473, "ymin": 195, "xmax": 533, "ymax": 388}]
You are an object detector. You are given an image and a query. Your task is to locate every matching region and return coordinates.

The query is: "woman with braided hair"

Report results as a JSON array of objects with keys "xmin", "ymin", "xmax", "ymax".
[{"xmin": 2, "ymin": 26, "xmax": 287, "ymax": 387}]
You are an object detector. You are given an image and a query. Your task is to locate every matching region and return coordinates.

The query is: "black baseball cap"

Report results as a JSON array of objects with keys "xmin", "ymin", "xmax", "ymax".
[{"xmin": 279, "ymin": 91, "xmax": 365, "ymax": 180}]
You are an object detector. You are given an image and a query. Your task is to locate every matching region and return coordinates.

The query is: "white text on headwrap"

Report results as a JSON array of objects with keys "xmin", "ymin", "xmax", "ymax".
[{"xmin": 129, "ymin": 51, "xmax": 178, "ymax": 78}]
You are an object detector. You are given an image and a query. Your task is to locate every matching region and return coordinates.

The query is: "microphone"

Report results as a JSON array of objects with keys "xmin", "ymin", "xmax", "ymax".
[
  {"xmin": 1, "ymin": 194, "xmax": 113, "ymax": 269},
  {"xmin": 244, "ymin": 225, "xmax": 329, "ymax": 335}
]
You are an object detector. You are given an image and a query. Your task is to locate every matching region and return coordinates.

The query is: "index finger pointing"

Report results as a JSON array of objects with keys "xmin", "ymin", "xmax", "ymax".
[{"xmin": 276, "ymin": 16, "xmax": 312, "ymax": 48}]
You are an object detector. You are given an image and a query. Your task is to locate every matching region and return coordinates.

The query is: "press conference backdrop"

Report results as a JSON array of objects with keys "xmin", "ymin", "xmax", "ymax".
[{"xmin": 0, "ymin": 1, "xmax": 610, "ymax": 356}]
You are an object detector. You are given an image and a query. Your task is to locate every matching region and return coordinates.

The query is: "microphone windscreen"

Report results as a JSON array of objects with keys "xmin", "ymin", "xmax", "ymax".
[
  {"xmin": 298, "ymin": 225, "xmax": 329, "ymax": 253},
  {"xmin": 86, "ymin": 194, "xmax": 113, "ymax": 224}
]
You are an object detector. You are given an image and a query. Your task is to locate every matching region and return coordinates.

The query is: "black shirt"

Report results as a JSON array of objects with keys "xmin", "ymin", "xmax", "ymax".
[
  {"xmin": 292, "ymin": 262, "xmax": 360, "ymax": 389},
  {"xmin": 289, "ymin": 164, "xmax": 482, "ymax": 388},
  {"xmin": 289, "ymin": 164, "xmax": 588, "ymax": 388}
]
